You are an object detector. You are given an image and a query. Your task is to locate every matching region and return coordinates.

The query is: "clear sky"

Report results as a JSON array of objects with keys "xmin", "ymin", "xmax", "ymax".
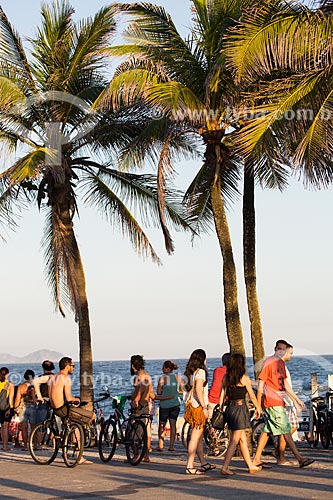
[{"xmin": 0, "ymin": 0, "xmax": 332, "ymax": 361}]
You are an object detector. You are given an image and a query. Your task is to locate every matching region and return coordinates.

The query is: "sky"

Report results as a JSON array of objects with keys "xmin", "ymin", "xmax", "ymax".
[{"xmin": 0, "ymin": 0, "xmax": 332, "ymax": 362}]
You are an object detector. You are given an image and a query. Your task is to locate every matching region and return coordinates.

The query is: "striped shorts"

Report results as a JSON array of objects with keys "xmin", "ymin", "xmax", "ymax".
[{"xmin": 285, "ymin": 405, "xmax": 299, "ymax": 429}]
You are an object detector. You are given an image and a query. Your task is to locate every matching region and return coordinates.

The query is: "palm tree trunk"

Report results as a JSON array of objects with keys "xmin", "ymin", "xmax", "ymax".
[
  {"xmin": 205, "ymin": 139, "xmax": 245, "ymax": 355},
  {"xmin": 243, "ymin": 167, "xmax": 264, "ymax": 377},
  {"xmin": 74, "ymin": 247, "xmax": 94, "ymax": 408},
  {"xmin": 55, "ymin": 186, "xmax": 94, "ymax": 409}
]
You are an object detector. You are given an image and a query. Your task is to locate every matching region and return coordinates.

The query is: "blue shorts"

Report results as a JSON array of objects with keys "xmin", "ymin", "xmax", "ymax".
[
  {"xmin": 35, "ymin": 402, "xmax": 50, "ymax": 424},
  {"xmin": 17, "ymin": 404, "xmax": 36, "ymax": 425},
  {"xmin": 159, "ymin": 405, "xmax": 180, "ymax": 424}
]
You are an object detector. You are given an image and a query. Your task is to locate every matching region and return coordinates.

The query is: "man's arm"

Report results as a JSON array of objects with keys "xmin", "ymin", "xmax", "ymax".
[
  {"xmin": 131, "ymin": 376, "xmax": 141, "ymax": 407},
  {"xmin": 33, "ymin": 374, "xmax": 49, "ymax": 402},
  {"xmin": 284, "ymin": 379, "xmax": 305, "ymax": 409},
  {"xmin": 63, "ymin": 376, "xmax": 80, "ymax": 403},
  {"xmin": 256, "ymin": 379, "xmax": 265, "ymax": 409},
  {"xmin": 8, "ymin": 382, "xmax": 14, "ymax": 410}
]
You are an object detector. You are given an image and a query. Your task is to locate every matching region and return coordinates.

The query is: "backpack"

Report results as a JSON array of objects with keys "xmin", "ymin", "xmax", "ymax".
[{"xmin": 0, "ymin": 381, "xmax": 10, "ymax": 411}]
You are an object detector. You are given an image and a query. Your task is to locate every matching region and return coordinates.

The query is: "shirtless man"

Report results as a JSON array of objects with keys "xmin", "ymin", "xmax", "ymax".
[
  {"xmin": 130, "ymin": 355, "xmax": 154, "ymax": 462},
  {"xmin": 48, "ymin": 356, "xmax": 93, "ymax": 464}
]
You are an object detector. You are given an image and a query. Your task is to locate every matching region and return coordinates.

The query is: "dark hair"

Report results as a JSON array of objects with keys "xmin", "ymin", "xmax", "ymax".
[
  {"xmin": 59, "ymin": 357, "xmax": 73, "ymax": 370},
  {"xmin": 42, "ymin": 360, "xmax": 55, "ymax": 372},
  {"xmin": 275, "ymin": 339, "xmax": 293, "ymax": 349},
  {"xmin": 222, "ymin": 352, "xmax": 231, "ymax": 367},
  {"xmin": 24, "ymin": 369, "xmax": 35, "ymax": 381},
  {"xmin": 226, "ymin": 353, "xmax": 246, "ymax": 387},
  {"xmin": 0, "ymin": 367, "xmax": 9, "ymax": 375},
  {"xmin": 130, "ymin": 355, "xmax": 145, "ymax": 376},
  {"xmin": 163, "ymin": 360, "xmax": 178, "ymax": 371},
  {"xmin": 184, "ymin": 349, "xmax": 207, "ymax": 391}
]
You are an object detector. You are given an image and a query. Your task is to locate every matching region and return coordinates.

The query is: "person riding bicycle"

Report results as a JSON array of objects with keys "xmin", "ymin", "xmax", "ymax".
[{"xmin": 48, "ymin": 356, "xmax": 94, "ymax": 465}]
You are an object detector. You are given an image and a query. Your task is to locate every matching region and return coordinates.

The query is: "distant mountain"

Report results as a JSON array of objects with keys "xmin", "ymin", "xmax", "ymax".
[{"xmin": 0, "ymin": 349, "xmax": 63, "ymax": 364}]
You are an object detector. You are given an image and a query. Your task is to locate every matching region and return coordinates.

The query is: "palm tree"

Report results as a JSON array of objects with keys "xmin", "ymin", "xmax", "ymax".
[
  {"xmin": 106, "ymin": 1, "xmax": 298, "ymax": 369},
  {"xmin": 0, "ymin": 1, "xmax": 195, "ymax": 406},
  {"xmin": 106, "ymin": 0, "xmax": 248, "ymax": 355},
  {"xmin": 225, "ymin": 0, "xmax": 333, "ymax": 184}
]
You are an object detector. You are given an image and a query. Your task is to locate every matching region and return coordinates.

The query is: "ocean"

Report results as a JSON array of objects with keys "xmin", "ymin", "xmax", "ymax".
[{"xmin": 4, "ymin": 355, "xmax": 333, "ymax": 401}]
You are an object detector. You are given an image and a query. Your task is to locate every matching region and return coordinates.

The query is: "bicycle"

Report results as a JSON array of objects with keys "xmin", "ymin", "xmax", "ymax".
[
  {"xmin": 28, "ymin": 402, "xmax": 85, "ymax": 468},
  {"xmin": 318, "ymin": 389, "xmax": 333, "ymax": 449},
  {"xmin": 83, "ymin": 393, "xmax": 109, "ymax": 448},
  {"xmin": 305, "ymin": 395, "xmax": 326, "ymax": 448},
  {"xmin": 98, "ymin": 391, "xmax": 148, "ymax": 465},
  {"xmin": 181, "ymin": 419, "xmax": 229, "ymax": 457}
]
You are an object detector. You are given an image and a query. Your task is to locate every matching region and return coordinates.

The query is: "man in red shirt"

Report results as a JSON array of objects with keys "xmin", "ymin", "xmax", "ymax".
[
  {"xmin": 208, "ymin": 353, "xmax": 230, "ymax": 418},
  {"xmin": 253, "ymin": 340, "xmax": 314, "ymax": 469}
]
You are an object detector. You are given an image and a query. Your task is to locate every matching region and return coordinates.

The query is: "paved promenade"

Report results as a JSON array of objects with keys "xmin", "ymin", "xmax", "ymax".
[{"xmin": 0, "ymin": 442, "xmax": 332, "ymax": 499}]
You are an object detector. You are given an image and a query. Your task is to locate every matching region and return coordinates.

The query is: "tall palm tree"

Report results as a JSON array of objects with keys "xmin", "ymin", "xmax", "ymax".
[
  {"xmin": 106, "ymin": 0, "xmax": 248, "ymax": 355},
  {"xmin": 225, "ymin": 0, "xmax": 333, "ymax": 184},
  {"xmin": 106, "ymin": 1, "xmax": 296, "ymax": 369},
  {"xmin": 0, "ymin": 1, "xmax": 195, "ymax": 405}
]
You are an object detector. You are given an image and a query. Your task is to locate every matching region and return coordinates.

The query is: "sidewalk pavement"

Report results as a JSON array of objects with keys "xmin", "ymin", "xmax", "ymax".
[{"xmin": 0, "ymin": 442, "xmax": 332, "ymax": 499}]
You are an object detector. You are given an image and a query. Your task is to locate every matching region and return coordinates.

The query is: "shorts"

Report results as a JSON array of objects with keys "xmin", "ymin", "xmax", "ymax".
[
  {"xmin": 285, "ymin": 405, "xmax": 299, "ymax": 429},
  {"xmin": 53, "ymin": 405, "xmax": 69, "ymax": 419},
  {"xmin": 159, "ymin": 405, "xmax": 180, "ymax": 424},
  {"xmin": 263, "ymin": 406, "xmax": 291, "ymax": 436},
  {"xmin": 17, "ymin": 404, "xmax": 37, "ymax": 425},
  {"xmin": 0, "ymin": 408, "xmax": 14, "ymax": 424},
  {"xmin": 132, "ymin": 402, "xmax": 150, "ymax": 419},
  {"xmin": 35, "ymin": 402, "xmax": 51, "ymax": 424}
]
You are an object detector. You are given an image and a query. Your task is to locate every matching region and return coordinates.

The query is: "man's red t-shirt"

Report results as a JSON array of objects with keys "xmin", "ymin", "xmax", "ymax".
[
  {"xmin": 208, "ymin": 365, "xmax": 227, "ymax": 404},
  {"xmin": 259, "ymin": 355, "xmax": 286, "ymax": 408}
]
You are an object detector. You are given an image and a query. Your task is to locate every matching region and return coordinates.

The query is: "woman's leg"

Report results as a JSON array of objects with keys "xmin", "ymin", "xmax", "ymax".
[
  {"xmin": 158, "ymin": 421, "xmax": 166, "ymax": 450},
  {"xmin": 169, "ymin": 419, "xmax": 176, "ymax": 450},
  {"xmin": 222, "ymin": 430, "xmax": 241, "ymax": 472},
  {"xmin": 1, "ymin": 421, "xmax": 10, "ymax": 450},
  {"xmin": 239, "ymin": 430, "xmax": 260, "ymax": 469},
  {"xmin": 21, "ymin": 421, "xmax": 28, "ymax": 449},
  {"xmin": 186, "ymin": 427, "xmax": 204, "ymax": 469}
]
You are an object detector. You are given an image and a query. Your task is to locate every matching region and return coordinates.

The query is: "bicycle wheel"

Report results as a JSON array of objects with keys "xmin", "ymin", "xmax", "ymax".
[
  {"xmin": 125, "ymin": 419, "xmax": 147, "ymax": 466},
  {"xmin": 204, "ymin": 424, "xmax": 229, "ymax": 457},
  {"xmin": 320, "ymin": 414, "xmax": 330, "ymax": 449},
  {"xmin": 62, "ymin": 423, "xmax": 84, "ymax": 468},
  {"xmin": 29, "ymin": 421, "xmax": 59, "ymax": 465},
  {"xmin": 84, "ymin": 426, "xmax": 91, "ymax": 448},
  {"xmin": 181, "ymin": 421, "xmax": 192, "ymax": 449},
  {"xmin": 98, "ymin": 418, "xmax": 117, "ymax": 462},
  {"xmin": 312, "ymin": 412, "xmax": 319, "ymax": 447},
  {"xmin": 252, "ymin": 419, "xmax": 265, "ymax": 448}
]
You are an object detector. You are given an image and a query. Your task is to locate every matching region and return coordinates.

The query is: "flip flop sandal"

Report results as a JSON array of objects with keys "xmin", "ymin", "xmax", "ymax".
[
  {"xmin": 221, "ymin": 469, "xmax": 236, "ymax": 475},
  {"xmin": 249, "ymin": 466, "xmax": 262, "ymax": 474},
  {"xmin": 299, "ymin": 459, "xmax": 315, "ymax": 468},
  {"xmin": 257, "ymin": 462, "xmax": 272, "ymax": 469},
  {"xmin": 200, "ymin": 462, "xmax": 216, "ymax": 472},
  {"xmin": 186, "ymin": 467, "xmax": 204, "ymax": 475}
]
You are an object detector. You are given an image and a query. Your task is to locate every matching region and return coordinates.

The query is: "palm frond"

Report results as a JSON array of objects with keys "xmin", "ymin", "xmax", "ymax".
[
  {"xmin": 65, "ymin": 6, "xmax": 117, "ymax": 90},
  {"xmin": 233, "ymin": 71, "xmax": 323, "ymax": 157},
  {"xmin": 4, "ymin": 148, "xmax": 55, "ymax": 185},
  {"xmin": 41, "ymin": 207, "xmax": 76, "ymax": 317},
  {"xmin": 79, "ymin": 170, "xmax": 161, "ymax": 264},
  {"xmin": 0, "ymin": 6, "xmax": 36, "ymax": 90},
  {"xmin": 225, "ymin": 1, "xmax": 331, "ymax": 82}
]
